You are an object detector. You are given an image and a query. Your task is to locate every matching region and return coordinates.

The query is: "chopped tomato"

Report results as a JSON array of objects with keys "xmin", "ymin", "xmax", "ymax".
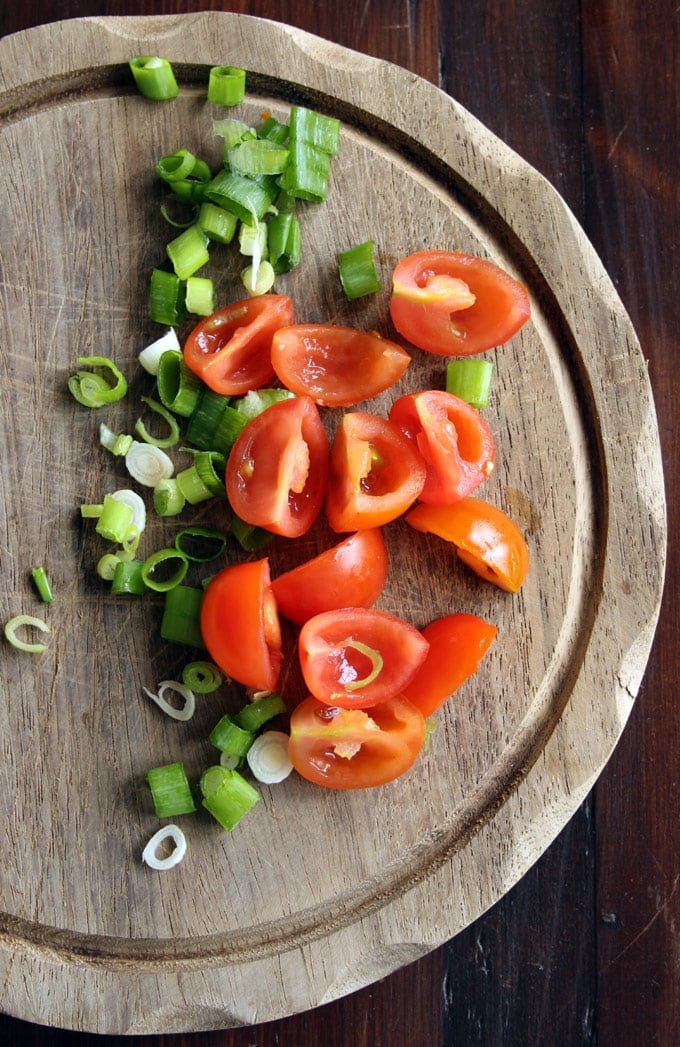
[
  {"xmin": 183, "ymin": 294, "xmax": 293, "ymax": 395},
  {"xmin": 298, "ymin": 607, "xmax": 430, "ymax": 708},
  {"xmin": 200, "ymin": 558, "xmax": 282, "ymax": 691},
  {"xmin": 389, "ymin": 390, "xmax": 495, "ymax": 504},
  {"xmin": 406, "ymin": 497, "xmax": 530, "ymax": 593},
  {"xmin": 226, "ymin": 395, "xmax": 329, "ymax": 538},
  {"xmin": 271, "ymin": 529, "xmax": 388, "ymax": 625},
  {"xmin": 389, "ymin": 250, "xmax": 530, "ymax": 355},
  {"xmin": 325, "ymin": 411, "xmax": 426, "ymax": 532},
  {"xmin": 401, "ymin": 613, "xmax": 497, "ymax": 717},
  {"xmin": 288, "ymin": 694, "xmax": 426, "ymax": 789},
  {"xmin": 270, "ymin": 324, "xmax": 411, "ymax": 407}
]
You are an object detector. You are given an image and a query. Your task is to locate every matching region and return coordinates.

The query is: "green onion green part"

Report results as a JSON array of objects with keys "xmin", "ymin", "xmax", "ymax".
[
  {"xmin": 205, "ymin": 169, "xmax": 278, "ymax": 224},
  {"xmin": 157, "ymin": 350, "xmax": 203, "ymax": 418},
  {"xmin": 111, "ymin": 559, "xmax": 146, "ymax": 596},
  {"xmin": 95, "ymin": 495, "xmax": 135, "ymax": 543},
  {"xmin": 445, "ymin": 358, "xmax": 494, "ymax": 409},
  {"xmin": 234, "ymin": 692, "xmax": 286, "ymax": 732},
  {"xmin": 230, "ymin": 514, "xmax": 273, "ymax": 552},
  {"xmin": 31, "ymin": 567, "xmax": 53, "ymax": 604},
  {"xmin": 197, "ymin": 201, "xmax": 239, "ymax": 244},
  {"xmin": 228, "ymin": 138, "xmax": 289, "ymax": 176},
  {"xmin": 176, "ymin": 451, "xmax": 227, "ymax": 504},
  {"xmin": 210, "ymin": 403, "xmax": 248, "ymax": 455},
  {"xmin": 153, "ymin": 478, "xmax": 186, "ymax": 517},
  {"xmin": 129, "ymin": 56, "xmax": 179, "ymax": 101},
  {"xmin": 185, "ymin": 276, "xmax": 215, "ymax": 316},
  {"xmin": 174, "ymin": 527, "xmax": 228, "ymax": 562},
  {"xmin": 268, "ymin": 213, "xmax": 301, "ymax": 273},
  {"xmin": 149, "ymin": 268, "xmax": 187, "ymax": 326},
  {"xmin": 278, "ymin": 138, "xmax": 331, "ymax": 202},
  {"xmin": 338, "ymin": 240, "xmax": 382, "ymax": 300},
  {"xmin": 145, "ymin": 762, "xmax": 196, "ymax": 818},
  {"xmin": 135, "ymin": 396, "xmax": 181, "ymax": 448},
  {"xmin": 207, "ymin": 65, "xmax": 246, "ymax": 106},
  {"xmin": 181, "ymin": 661, "xmax": 223, "ymax": 693},
  {"xmin": 185, "ymin": 388, "xmax": 229, "ymax": 448},
  {"xmin": 200, "ymin": 766, "xmax": 259, "ymax": 831},
  {"xmin": 290, "ymin": 105, "xmax": 340, "ymax": 154},
  {"xmin": 160, "ymin": 585, "xmax": 205, "ymax": 648},
  {"xmin": 258, "ymin": 116, "xmax": 289, "ymax": 144},
  {"xmin": 166, "ymin": 224, "xmax": 210, "ymax": 280},
  {"xmin": 4, "ymin": 613, "xmax": 50, "ymax": 653},
  {"xmin": 68, "ymin": 356, "xmax": 128, "ymax": 408},
  {"xmin": 209, "ymin": 714, "xmax": 255, "ymax": 758},
  {"xmin": 141, "ymin": 548, "xmax": 189, "ymax": 592}
]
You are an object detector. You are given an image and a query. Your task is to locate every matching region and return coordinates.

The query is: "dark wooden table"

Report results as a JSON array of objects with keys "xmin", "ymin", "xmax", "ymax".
[{"xmin": 1, "ymin": 2, "xmax": 676, "ymax": 1044}]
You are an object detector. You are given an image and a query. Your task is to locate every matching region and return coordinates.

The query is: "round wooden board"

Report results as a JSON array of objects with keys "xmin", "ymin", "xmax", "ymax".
[{"xmin": 0, "ymin": 13, "xmax": 666, "ymax": 1035}]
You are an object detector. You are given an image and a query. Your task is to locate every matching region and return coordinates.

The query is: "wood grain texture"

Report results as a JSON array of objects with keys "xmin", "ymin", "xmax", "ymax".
[{"xmin": 0, "ymin": 1, "xmax": 675, "ymax": 1044}]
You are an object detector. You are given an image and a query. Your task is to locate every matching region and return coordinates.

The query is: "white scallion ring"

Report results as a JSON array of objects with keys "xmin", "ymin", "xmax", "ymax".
[
  {"xmin": 142, "ymin": 824, "xmax": 187, "ymax": 870},
  {"xmin": 246, "ymin": 730, "xmax": 293, "ymax": 784},
  {"xmin": 143, "ymin": 680, "xmax": 196, "ymax": 721}
]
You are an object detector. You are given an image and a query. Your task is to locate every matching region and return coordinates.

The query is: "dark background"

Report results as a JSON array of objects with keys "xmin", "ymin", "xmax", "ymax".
[{"xmin": 1, "ymin": 3, "xmax": 677, "ymax": 1044}]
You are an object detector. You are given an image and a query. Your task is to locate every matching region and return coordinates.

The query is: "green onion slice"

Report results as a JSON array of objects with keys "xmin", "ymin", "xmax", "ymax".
[
  {"xmin": 160, "ymin": 585, "xmax": 205, "ymax": 649},
  {"xmin": 68, "ymin": 356, "xmax": 128, "ymax": 408},
  {"xmin": 95, "ymin": 495, "xmax": 134, "ymax": 543},
  {"xmin": 166, "ymin": 224, "xmax": 210, "ymax": 280},
  {"xmin": 197, "ymin": 201, "xmax": 238, "ymax": 244},
  {"xmin": 338, "ymin": 240, "xmax": 382, "ymax": 300},
  {"xmin": 153, "ymin": 478, "xmax": 186, "ymax": 517},
  {"xmin": 142, "ymin": 824, "xmax": 187, "ymax": 870},
  {"xmin": 290, "ymin": 105, "xmax": 340, "ymax": 154},
  {"xmin": 234, "ymin": 692, "xmax": 286, "ymax": 732},
  {"xmin": 145, "ymin": 761, "xmax": 196, "ymax": 817},
  {"xmin": 125, "ymin": 441, "xmax": 174, "ymax": 488},
  {"xmin": 135, "ymin": 396, "xmax": 181, "ymax": 449},
  {"xmin": 230, "ymin": 514, "xmax": 273, "ymax": 552},
  {"xmin": 181, "ymin": 661, "xmax": 223, "ymax": 693},
  {"xmin": 209, "ymin": 715, "xmax": 255, "ymax": 758},
  {"xmin": 31, "ymin": 567, "xmax": 53, "ymax": 604},
  {"xmin": 129, "ymin": 56, "xmax": 179, "ymax": 101},
  {"xmin": 185, "ymin": 276, "xmax": 215, "ymax": 317},
  {"xmin": 174, "ymin": 527, "xmax": 227, "ymax": 562},
  {"xmin": 200, "ymin": 766, "xmax": 259, "ymax": 832},
  {"xmin": 445, "ymin": 358, "xmax": 494, "ymax": 409},
  {"xmin": 138, "ymin": 328, "xmax": 181, "ymax": 375},
  {"xmin": 111, "ymin": 559, "xmax": 146, "ymax": 596},
  {"xmin": 141, "ymin": 548, "xmax": 189, "ymax": 592},
  {"xmin": 176, "ymin": 451, "xmax": 227, "ymax": 504},
  {"xmin": 143, "ymin": 680, "xmax": 196, "ymax": 722},
  {"xmin": 149, "ymin": 268, "xmax": 187, "ymax": 326},
  {"xmin": 157, "ymin": 349, "xmax": 203, "ymax": 418},
  {"xmin": 4, "ymin": 613, "xmax": 50, "ymax": 653},
  {"xmin": 207, "ymin": 65, "xmax": 246, "ymax": 106}
]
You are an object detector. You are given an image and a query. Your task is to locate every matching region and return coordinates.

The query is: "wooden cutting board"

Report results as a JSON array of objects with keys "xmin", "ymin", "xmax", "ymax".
[{"xmin": 0, "ymin": 13, "xmax": 666, "ymax": 1034}]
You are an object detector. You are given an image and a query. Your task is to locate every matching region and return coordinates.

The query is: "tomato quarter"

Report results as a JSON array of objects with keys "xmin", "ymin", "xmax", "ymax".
[
  {"xmin": 325, "ymin": 411, "xmax": 426, "ymax": 532},
  {"xmin": 200, "ymin": 558, "xmax": 282, "ymax": 691},
  {"xmin": 389, "ymin": 390, "xmax": 495, "ymax": 504},
  {"xmin": 183, "ymin": 294, "xmax": 293, "ymax": 395},
  {"xmin": 271, "ymin": 529, "xmax": 388, "ymax": 625},
  {"xmin": 401, "ymin": 613, "xmax": 497, "ymax": 717},
  {"xmin": 270, "ymin": 324, "xmax": 410, "ymax": 406},
  {"xmin": 389, "ymin": 250, "xmax": 531, "ymax": 355},
  {"xmin": 406, "ymin": 497, "xmax": 530, "ymax": 593},
  {"xmin": 226, "ymin": 395, "xmax": 329, "ymax": 538},
  {"xmin": 288, "ymin": 694, "xmax": 426, "ymax": 789},
  {"xmin": 298, "ymin": 607, "xmax": 430, "ymax": 708}
]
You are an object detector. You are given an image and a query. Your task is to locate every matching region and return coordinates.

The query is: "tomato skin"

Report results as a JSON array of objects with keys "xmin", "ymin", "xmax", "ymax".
[
  {"xmin": 271, "ymin": 529, "xmax": 388, "ymax": 625},
  {"xmin": 325, "ymin": 411, "xmax": 427, "ymax": 532},
  {"xmin": 389, "ymin": 250, "xmax": 530, "ymax": 356},
  {"xmin": 288, "ymin": 694, "xmax": 426, "ymax": 789},
  {"xmin": 401, "ymin": 613, "xmax": 497, "ymax": 717},
  {"xmin": 389, "ymin": 390, "xmax": 495, "ymax": 504},
  {"xmin": 406, "ymin": 497, "xmax": 530, "ymax": 593},
  {"xmin": 183, "ymin": 294, "xmax": 293, "ymax": 395},
  {"xmin": 298, "ymin": 607, "xmax": 430, "ymax": 709},
  {"xmin": 270, "ymin": 324, "xmax": 411, "ymax": 407},
  {"xmin": 200, "ymin": 558, "xmax": 282, "ymax": 691},
  {"xmin": 226, "ymin": 395, "xmax": 329, "ymax": 538}
]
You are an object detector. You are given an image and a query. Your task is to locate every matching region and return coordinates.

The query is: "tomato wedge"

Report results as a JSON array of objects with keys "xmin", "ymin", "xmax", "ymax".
[
  {"xmin": 298, "ymin": 607, "xmax": 429, "ymax": 708},
  {"xmin": 288, "ymin": 694, "xmax": 426, "ymax": 789},
  {"xmin": 271, "ymin": 529, "xmax": 388, "ymax": 625},
  {"xmin": 401, "ymin": 613, "xmax": 497, "ymax": 717},
  {"xmin": 325, "ymin": 411, "xmax": 426, "ymax": 532},
  {"xmin": 270, "ymin": 324, "xmax": 410, "ymax": 407},
  {"xmin": 406, "ymin": 497, "xmax": 530, "ymax": 593},
  {"xmin": 183, "ymin": 294, "xmax": 293, "ymax": 395},
  {"xmin": 389, "ymin": 390, "xmax": 495, "ymax": 504},
  {"xmin": 389, "ymin": 250, "xmax": 531, "ymax": 355},
  {"xmin": 200, "ymin": 558, "xmax": 282, "ymax": 691},
  {"xmin": 226, "ymin": 395, "xmax": 329, "ymax": 538}
]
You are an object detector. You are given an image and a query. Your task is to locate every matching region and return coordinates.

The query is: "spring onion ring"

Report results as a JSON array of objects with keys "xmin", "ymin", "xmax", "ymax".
[
  {"xmin": 141, "ymin": 824, "xmax": 187, "ymax": 870},
  {"xmin": 4, "ymin": 614, "xmax": 50, "ymax": 653},
  {"xmin": 143, "ymin": 680, "xmax": 196, "ymax": 721}
]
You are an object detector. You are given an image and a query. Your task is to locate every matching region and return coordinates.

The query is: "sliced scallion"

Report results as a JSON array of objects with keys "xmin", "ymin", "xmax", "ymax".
[
  {"xmin": 174, "ymin": 527, "xmax": 227, "ymax": 562},
  {"xmin": 68, "ymin": 356, "xmax": 128, "ymax": 408},
  {"xmin": 258, "ymin": 116, "xmax": 289, "ymax": 144},
  {"xmin": 99, "ymin": 424, "xmax": 133, "ymax": 457},
  {"xmin": 31, "ymin": 567, "xmax": 53, "ymax": 604},
  {"xmin": 246, "ymin": 731, "xmax": 293, "ymax": 784},
  {"xmin": 181, "ymin": 661, "xmax": 223, "ymax": 693},
  {"xmin": 149, "ymin": 268, "xmax": 186, "ymax": 326},
  {"xmin": 200, "ymin": 766, "xmax": 259, "ymax": 832},
  {"xmin": 234, "ymin": 692, "xmax": 286, "ymax": 732},
  {"xmin": 138, "ymin": 328, "xmax": 181, "ymax": 375},
  {"xmin": 145, "ymin": 761, "xmax": 196, "ymax": 817},
  {"xmin": 205, "ymin": 169, "xmax": 277, "ymax": 224},
  {"xmin": 4, "ymin": 613, "xmax": 49, "ymax": 653},
  {"xmin": 268, "ymin": 213, "xmax": 301, "ymax": 273},
  {"xmin": 241, "ymin": 259, "xmax": 276, "ymax": 296},
  {"xmin": 135, "ymin": 396, "xmax": 181, "ymax": 449},
  {"xmin": 290, "ymin": 105, "xmax": 340, "ymax": 154},
  {"xmin": 125, "ymin": 441, "xmax": 174, "ymax": 487},
  {"xmin": 109, "ymin": 489, "xmax": 146, "ymax": 535},
  {"xmin": 210, "ymin": 403, "xmax": 248, "ymax": 455},
  {"xmin": 153, "ymin": 478, "xmax": 186, "ymax": 517},
  {"xmin": 235, "ymin": 387, "xmax": 295, "ymax": 421},
  {"xmin": 207, "ymin": 65, "xmax": 246, "ymax": 107},
  {"xmin": 129, "ymin": 56, "xmax": 179, "ymax": 101},
  {"xmin": 212, "ymin": 118, "xmax": 255, "ymax": 150},
  {"xmin": 185, "ymin": 387, "xmax": 229, "ymax": 449},
  {"xmin": 142, "ymin": 824, "xmax": 187, "ymax": 870},
  {"xmin": 141, "ymin": 548, "xmax": 189, "ymax": 592},
  {"xmin": 445, "ymin": 358, "xmax": 494, "ymax": 409},
  {"xmin": 97, "ymin": 553, "xmax": 122, "ymax": 581},
  {"xmin": 111, "ymin": 559, "xmax": 146, "ymax": 596},
  {"xmin": 209, "ymin": 714, "xmax": 255, "ymax": 758},
  {"xmin": 160, "ymin": 585, "xmax": 205, "ymax": 648},
  {"xmin": 197, "ymin": 201, "xmax": 238, "ymax": 244},
  {"xmin": 143, "ymin": 680, "xmax": 196, "ymax": 722},
  {"xmin": 157, "ymin": 349, "xmax": 203, "ymax": 418},
  {"xmin": 166, "ymin": 224, "xmax": 210, "ymax": 280},
  {"xmin": 278, "ymin": 138, "xmax": 331, "ymax": 202},
  {"xmin": 338, "ymin": 240, "xmax": 382, "ymax": 300},
  {"xmin": 185, "ymin": 276, "xmax": 215, "ymax": 317},
  {"xmin": 230, "ymin": 514, "xmax": 273, "ymax": 552},
  {"xmin": 176, "ymin": 451, "xmax": 226, "ymax": 504},
  {"xmin": 95, "ymin": 495, "xmax": 134, "ymax": 543},
  {"xmin": 228, "ymin": 138, "xmax": 289, "ymax": 176}
]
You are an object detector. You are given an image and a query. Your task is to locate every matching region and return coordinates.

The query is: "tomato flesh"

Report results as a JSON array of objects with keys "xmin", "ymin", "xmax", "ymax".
[
  {"xmin": 389, "ymin": 390, "xmax": 495, "ymax": 504},
  {"xmin": 298, "ymin": 607, "xmax": 430, "ymax": 708},
  {"xmin": 270, "ymin": 324, "xmax": 411, "ymax": 406},
  {"xmin": 271, "ymin": 529, "xmax": 388, "ymax": 625},
  {"xmin": 288, "ymin": 694, "xmax": 426, "ymax": 789},
  {"xmin": 226, "ymin": 395, "xmax": 329, "ymax": 538},
  {"xmin": 401, "ymin": 613, "xmax": 497, "ymax": 717},
  {"xmin": 183, "ymin": 294, "xmax": 293, "ymax": 395},
  {"xmin": 200, "ymin": 558, "xmax": 282, "ymax": 691},
  {"xmin": 406, "ymin": 497, "xmax": 530, "ymax": 593},
  {"xmin": 325, "ymin": 411, "xmax": 426, "ymax": 532},
  {"xmin": 390, "ymin": 250, "xmax": 530, "ymax": 355}
]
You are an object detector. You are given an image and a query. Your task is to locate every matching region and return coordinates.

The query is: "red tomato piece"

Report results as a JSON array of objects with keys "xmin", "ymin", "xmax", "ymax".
[
  {"xmin": 389, "ymin": 390, "xmax": 495, "ymax": 504},
  {"xmin": 389, "ymin": 250, "xmax": 531, "ymax": 355},
  {"xmin": 200, "ymin": 558, "xmax": 282, "ymax": 691},
  {"xmin": 298, "ymin": 607, "xmax": 430, "ymax": 709},
  {"xmin": 325, "ymin": 411, "xmax": 426, "ymax": 532},
  {"xmin": 406, "ymin": 497, "xmax": 530, "ymax": 593},
  {"xmin": 401, "ymin": 613, "xmax": 497, "ymax": 717},
  {"xmin": 183, "ymin": 294, "xmax": 293, "ymax": 395},
  {"xmin": 271, "ymin": 529, "xmax": 388, "ymax": 625},
  {"xmin": 270, "ymin": 324, "xmax": 411, "ymax": 407},
  {"xmin": 226, "ymin": 395, "xmax": 329, "ymax": 538},
  {"xmin": 288, "ymin": 694, "xmax": 426, "ymax": 789}
]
